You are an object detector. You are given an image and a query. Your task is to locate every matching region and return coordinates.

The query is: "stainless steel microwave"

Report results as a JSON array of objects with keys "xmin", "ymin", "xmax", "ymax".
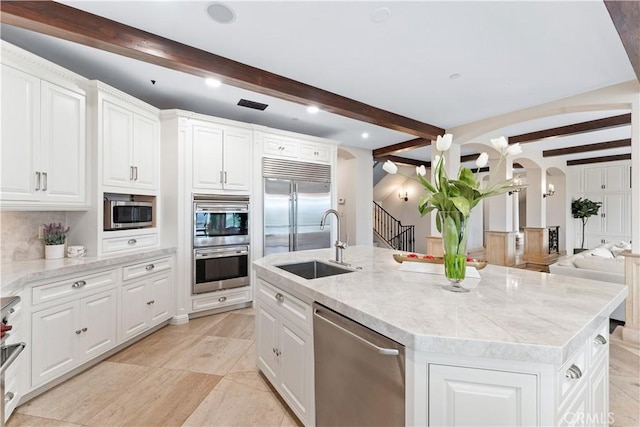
[{"xmin": 104, "ymin": 200, "xmax": 153, "ymax": 230}]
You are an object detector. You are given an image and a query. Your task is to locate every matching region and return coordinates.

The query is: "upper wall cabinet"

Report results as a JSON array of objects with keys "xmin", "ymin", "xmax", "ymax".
[
  {"xmin": 97, "ymin": 87, "xmax": 160, "ymax": 193},
  {"xmin": 191, "ymin": 120, "xmax": 252, "ymax": 192},
  {"xmin": 583, "ymin": 164, "xmax": 629, "ymax": 193},
  {"xmin": 1, "ymin": 59, "xmax": 86, "ymax": 210},
  {"xmin": 260, "ymin": 131, "xmax": 334, "ymax": 164}
]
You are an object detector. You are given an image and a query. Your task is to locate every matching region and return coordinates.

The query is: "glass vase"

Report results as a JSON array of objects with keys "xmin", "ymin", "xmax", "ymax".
[{"xmin": 438, "ymin": 211, "xmax": 470, "ymax": 292}]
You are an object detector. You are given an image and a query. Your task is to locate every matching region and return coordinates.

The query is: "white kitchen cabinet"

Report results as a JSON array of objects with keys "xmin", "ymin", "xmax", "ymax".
[
  {"xmin": 191, "ymin": 121, "xmax": 252, "ymax": 191},
  {"xmin": 261, "ymin": 131, "xmax": 333, "ymax": 164},
  {"xmin": 120, "ymin": 258, "xmax": 172, "ymax": 341},
  {"xmin": 263, "ymin": 133, "xmax": 299, "ymax": 159},
  {"xmin": 31, "ymin": 288, "xmax": 117, "ymax": 388},
  {"xmin": 256, "ymin": 279, "xmax": 313, "ymax": 426},
  {"xmin": 428, "ymin": 364, "xmax": 538, "ymax": 426},
  {"xmin": 583, "ymin": 165, "xmax": 629, "ymax": 193},
  {"xmin": 102, "ymin": 99, "xmax": 159, "ymax": 192},
  {"xmin": 0, "ymin": 64, "xmax": 86, "ymax": 208}
]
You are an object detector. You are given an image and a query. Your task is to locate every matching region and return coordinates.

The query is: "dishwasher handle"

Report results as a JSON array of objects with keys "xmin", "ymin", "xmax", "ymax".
[
  {"xmin": 314, "ymin": 308, "xmax": 399, "ymax": 356},
  {"xmin": 0, "ymin": 342, "xmax": 26, "ymax": 375}
]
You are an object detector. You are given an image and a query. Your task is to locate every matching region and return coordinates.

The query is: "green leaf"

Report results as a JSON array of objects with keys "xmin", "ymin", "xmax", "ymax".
[
  {"xmin": 417, "ymin": 174, "xmax": 437, "ymax": 193},
  {"xmin": 450, "ymin": 197, "xmax": 470, "ymax": 217},
  {"xmin": 458, "ymin": 167, "xmax": 477, "ymax": 189},
  {"xmin": 443, "ymin": 214, "xmax": 458, "ymax": 254},
  {"xmin": 435, "ymin": 211, "xmax": 442, "ymax": 233}
]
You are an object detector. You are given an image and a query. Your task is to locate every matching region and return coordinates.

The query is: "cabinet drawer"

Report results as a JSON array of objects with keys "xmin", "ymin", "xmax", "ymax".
[
  {"xmin": 122, "ymin": 257, "xmax": 171, "ymax": 281},
  {"xmin": 588, "ymin": 320, "xmax": 609, "ymax": 366},
  {"xmin": 32, "ymin": 269, "xmax": 118, "ymax": 305},
  {"xmin": 263, "ymin": 136, "xmax": 298, "ymax": 158},
  {"xmin": 192, "ymin": 288, "xmax": 251, "ymax": 312},
  {"xmin": 300, "ymin": 143, "xmax": 330, "ymax": 162},
  {"xmin": 557, "ymin": 343, "xmax": 587, "ymax": 409},
  {"xmin": 102, "ymin": 232, "xmax": 158, "ymax": 254},
  {"xmin": 257, "ymin": 279, "xmax": 311, "ymax": 330}
]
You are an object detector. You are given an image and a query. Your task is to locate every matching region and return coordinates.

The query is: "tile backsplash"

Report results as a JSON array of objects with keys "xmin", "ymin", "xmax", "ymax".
[{"xmin": 0, "ymin": 211, "xmax": 68, "ymax": 262}]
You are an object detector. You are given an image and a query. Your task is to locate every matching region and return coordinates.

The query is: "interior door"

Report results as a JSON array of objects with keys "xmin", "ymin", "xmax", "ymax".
[
  {"xmin": 264, "ymin": 178, "xmax": 293, "ymax": 255},
  {"xmin": 294, "ymin": 181, "xmax": 331, "ymax": 251}
]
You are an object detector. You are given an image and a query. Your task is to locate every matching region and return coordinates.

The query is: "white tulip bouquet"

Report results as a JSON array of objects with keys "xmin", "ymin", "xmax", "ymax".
[{"xmin": 383, "ymin": 134, "xmax": 525, "ymax": 287}]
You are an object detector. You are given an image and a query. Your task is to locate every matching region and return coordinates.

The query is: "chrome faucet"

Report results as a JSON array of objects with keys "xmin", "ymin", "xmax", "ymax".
[{"xmin": 320, "ymin": 209, "xmax": 347, "ymax": 264}]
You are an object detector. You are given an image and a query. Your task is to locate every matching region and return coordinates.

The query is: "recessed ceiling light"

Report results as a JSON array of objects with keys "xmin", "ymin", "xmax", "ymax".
[
  {"xmin": 371, "ymin": 7, "xmax": 391, "ymax": 23},
  {"xmin": 205, "ymin": 78, "xmax": 222, "ymax": 88},
  {"xmin": 206, "ymin": 3, "xmax": 236, "ymax": 24},
  {"xmin": 362, "ymin": 132, "xmax": 369, "ymax": 139},
  {"xmin": 449, "ymin": 73, "xmax": 461, "ymax": 80},
  {"xmin": 307, "ymin": 106, "xmax": 320, "ymax": 114}
]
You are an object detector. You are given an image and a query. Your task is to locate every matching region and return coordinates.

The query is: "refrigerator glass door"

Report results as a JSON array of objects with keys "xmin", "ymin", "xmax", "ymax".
[
  {"xmin": 294, "ymin": 181, "xmax": 331, "ymax": 251},
  {"xmin": 264, "ymin": 179, "xmax": 293, "ymax": 255}
]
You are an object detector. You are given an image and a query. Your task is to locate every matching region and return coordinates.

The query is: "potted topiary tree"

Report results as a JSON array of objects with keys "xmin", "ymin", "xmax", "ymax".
[{"xmin": 571, "ymin": 197, "xmax": 602, "ymax": 254}]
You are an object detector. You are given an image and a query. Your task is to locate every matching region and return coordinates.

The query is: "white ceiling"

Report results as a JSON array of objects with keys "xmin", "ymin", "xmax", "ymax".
[{"xmin": 1, "ymin": 1, "xmax": 635, "ymax": 163}]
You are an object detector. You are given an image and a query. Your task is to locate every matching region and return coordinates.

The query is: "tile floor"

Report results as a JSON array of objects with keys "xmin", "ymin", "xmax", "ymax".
[{"xmin": 6, "ymin": 309, "xmax": 640, "ymax": 426}]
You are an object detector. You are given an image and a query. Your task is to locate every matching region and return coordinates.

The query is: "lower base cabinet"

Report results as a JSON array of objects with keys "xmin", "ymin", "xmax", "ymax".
[
  {"xmin": 121, "ymin": 273, "xmax": 171, "ymax": 341},
  {"xmin": 256, "ymin": 280, "xmax": 313, "ymax": 426},
  {"xmin": 31, "ymin": 288, "xmax": 117, "ymax": 388}
]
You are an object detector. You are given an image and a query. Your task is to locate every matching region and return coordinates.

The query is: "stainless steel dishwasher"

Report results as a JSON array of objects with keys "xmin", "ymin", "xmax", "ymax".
[{"xmin": 313, "ymin": 303, "xmax": 405, "ymax": 426}]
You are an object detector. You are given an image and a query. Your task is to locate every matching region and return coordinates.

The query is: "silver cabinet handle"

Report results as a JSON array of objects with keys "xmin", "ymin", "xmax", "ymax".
[
  {"xmin": 224, "ymin": 171, "xmax": 227, "ymax": 183},
  {"xmin": 134, "ymin": 166, "xmax": 138, "ymax": 181},
  {"xmin": 130, "ymin": 166, "xmax": 134, "ymax": 181},
  {"xmin": 272, "ymin": 347, "xmax": 276, "ymax": 353},
  {"xmin": 128, "ymin": 239, "xmax": 137, "ymax": 245},
  {"xmin": 313, "ymin": 308, "xmax": 400, "ymax": 356},
  {"xmin": 275, "ymin": 293, "xmax": 284, "ymax": 303},
  {"xmin": 75, "ymin": 330, "xmax": 82, "ymax": 334},
  {"xmin": 276, "ymin": 349, "xmax": 281, "ymax": 356},
  {"xmin": 594, "ymin": 334, "xmax": 607, "ymax": 345},
  {"xmin": 565, "ymin": 364, "xmax": 583, "ymax": 379},
  {"xmin": 72, "ymin": 280, "xmax": 87, "ymax": 288},
  {"xmin": 42, "ymin": 172, "xmax": 48, "ymax": 191},
  {"xmin": 145, "ymin": 264, "xmax": 155, "ymax": 271},
  {"xmin": 5, "ymin": 391, "xmax": 15, "ymax": 403},
  {"xmin": 81, "ymin": 327, "xmax": 87, "ymax": 332},
  {"xmin": 35, "ymin": 171, "xmax": 41, "ymax": 191},
  {"xmin": 146, "ymin": 300, "xmax": 155, "ymax": 305},
  {"xmin": 218, "ymin": 296, "xmax": 227, "ymax": 302}
]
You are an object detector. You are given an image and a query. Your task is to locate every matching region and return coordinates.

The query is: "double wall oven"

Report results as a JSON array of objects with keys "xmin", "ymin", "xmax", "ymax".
[{"xmin": 193, "ymin": 195, "xmax": 250, "ymax": 295}]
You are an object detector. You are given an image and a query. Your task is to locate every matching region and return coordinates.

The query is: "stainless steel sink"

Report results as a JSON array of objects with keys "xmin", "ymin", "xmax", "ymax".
[{"xmin": 275, "ymin": 260, "xmax": 354, "ymax": 280}]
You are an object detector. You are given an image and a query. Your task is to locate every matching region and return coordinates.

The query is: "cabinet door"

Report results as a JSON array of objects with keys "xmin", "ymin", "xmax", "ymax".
[
  {"xmin": 558, "ymin": 381, "xmax": 589, "ymax": 426},
  {"xmin": 278, "ymin": 322, "xmax": 312, "ymax": 424},
  {"xmin": 584, "ymin": 195, "xmax": 603, "ymax": 235},
  {"xmin": 256, "ymin": 303, "xmax": 279, "ymax": 384},
  {"xmin": 121, "ymin": 280, "xmax": 150, "ymax": 340},
  {"xmin": 603, "ymin": 165, "xmax": 626, "ymax": 192},
  {"xmin": 102, "ymin": 100, "xmax": 133, "ymax": 188},
  {"xmin": 0, "ymin": 65, "xmax": 40, "ymax": 201},
  {"xmin": 192, "ymin": 124, "xmax": 223, "ymax": 189},
  {"xmin": 589, "ymin": 356, "xmax": 609, "ymax": 427},
  {"xmin": 429, "ymin": 364, "xmax": 538, "ymax": 426},
  {"xmin": 602, "ymin": 194, "xmax": 627, "ymax": 236},
  {"xmin": 31, "ymin": 301, "xmax": 79, "ymax": 387},
  {"xmin": 40, "ymin": 81, "xmax": 86, "ymax": 203},
  {"xmin": 132, "ymin": 114, "xmax": 159, "ymax": 190},
  {"xmin": 79, "ymin": 289, "xmax": 117, "ymax": 361},
  {"xmin": 222, "ymin": 127, "xmax": 251, "ymax": 191},
  {"xmin": 583, "ymin": 168, "xmax": 603, "ymax": 193},
  {"xmin": 149, "ymin": 275, "xmax": 171, "ymax": 325}
]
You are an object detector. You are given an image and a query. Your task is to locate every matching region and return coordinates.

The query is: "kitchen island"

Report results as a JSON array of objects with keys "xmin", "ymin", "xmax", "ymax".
[{"xmin": 253, "ymin": 246, "xmax": 628, "ymax": 426}]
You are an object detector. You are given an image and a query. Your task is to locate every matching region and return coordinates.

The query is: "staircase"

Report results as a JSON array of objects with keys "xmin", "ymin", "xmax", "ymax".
[{"xmin": 373, "ymin": 201, "xmax": 415, "ymax": 252}]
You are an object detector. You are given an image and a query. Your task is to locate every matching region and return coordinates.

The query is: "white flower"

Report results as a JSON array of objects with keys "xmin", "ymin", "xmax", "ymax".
[
  {"xmin": 475, "ymin": 152, "xmax": 489, "ymax": 168},
  {"xmin": 416, "ymin": 165, "xmax": 427, "ymax": 177},
  {"xmin": 505, "ymin": 143, "xmax": 522, "ymax": 157},
  {"xmin": 382, "ymin": 160, "xmax": 398, "ymax": 174},
  {"xmin": 490, "ymin": 136, "xmax": 508, "ymax": 150},
  {"xmin": 435, "ymin": 134, "xmax": 453, "ymax": 152}
]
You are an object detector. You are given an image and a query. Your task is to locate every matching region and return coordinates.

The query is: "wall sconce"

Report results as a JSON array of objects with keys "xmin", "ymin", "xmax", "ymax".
[
  {"xmin": 543, "ymin": 184, "xmax": 555, "ymax": 198},
  {"xmin": 398, "ymin": 190, "xmax": 408, "ymax": 202}
]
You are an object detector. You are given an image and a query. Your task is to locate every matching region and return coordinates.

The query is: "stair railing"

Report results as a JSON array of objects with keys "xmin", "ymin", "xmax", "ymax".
[{"xmin": 373, "ymin": 201, "xmax": 415, "ymax": 252}]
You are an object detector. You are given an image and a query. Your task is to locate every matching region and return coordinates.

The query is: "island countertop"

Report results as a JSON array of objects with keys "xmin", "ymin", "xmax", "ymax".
[{"xmin": 253, "ymin": 245, "xmax": 628, "ymax": 365}]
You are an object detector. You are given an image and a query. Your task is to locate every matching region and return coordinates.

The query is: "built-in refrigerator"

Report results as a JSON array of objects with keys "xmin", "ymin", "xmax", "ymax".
[{"xmin": 263, "ymin": 158, "xmax": 332, "ymax": 256}]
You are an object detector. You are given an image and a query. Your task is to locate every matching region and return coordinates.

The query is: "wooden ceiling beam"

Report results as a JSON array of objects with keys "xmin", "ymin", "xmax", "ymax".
[
  {"xmin": 0, "ymin": 1, "xmax": 445, "ymax": 140},
  {"xmin": 372, "ymin": 138, "xmax": 431, "ymax": 158},
  {"xmin": 543, "ymin": 138, "xmax": 631, "ymax": 157},
  {"xmin": 567, "ymin": 154, "xmax": 631, "ymax": 166},
  {"xmin": 605, "ymin": 1, "xmax": 640, "ymax": 82},
  {"xmin": 509, "ymin": 113, "xmax": 631, "ymax": 144},
  {"xmin": 374, "ymin": 155, "xmax": 429, "ymax": 168}
]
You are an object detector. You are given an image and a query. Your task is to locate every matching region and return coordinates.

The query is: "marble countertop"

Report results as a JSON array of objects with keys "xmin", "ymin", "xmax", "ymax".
[
  {"xmin": 1, "ymin": 247, "xmax": 176, "ymax": 296},
  {"xmin": 253, "ymin": 246, "xmax": 628, "ymax": 365}
]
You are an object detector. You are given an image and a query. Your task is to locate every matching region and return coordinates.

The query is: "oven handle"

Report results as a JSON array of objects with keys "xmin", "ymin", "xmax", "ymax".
[
  {"xmin": 195, "ymin": 204, "xmax": 249, "ymax": 213},
  {"xmin": 195, "ymin": 249, "xmax": 249, "ymax": 259},
  {"xmin": 0, "ymin": 342, "xmax": 26, "ymax": 375}
]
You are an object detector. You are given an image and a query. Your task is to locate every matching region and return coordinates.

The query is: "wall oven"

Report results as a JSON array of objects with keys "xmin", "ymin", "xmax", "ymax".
[{"xmin": 192, "ymin": 195, "xmax": 250, "ymax": 295}]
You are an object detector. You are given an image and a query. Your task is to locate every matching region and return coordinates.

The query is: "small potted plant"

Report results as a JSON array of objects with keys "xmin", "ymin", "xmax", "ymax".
[
  {"xmin": 571, "ymin": 197, "xmax": 602, "ymax": 253},
  {"xmin": 42, "ymin": 222, "xmax": 70, "ymax": 259}
]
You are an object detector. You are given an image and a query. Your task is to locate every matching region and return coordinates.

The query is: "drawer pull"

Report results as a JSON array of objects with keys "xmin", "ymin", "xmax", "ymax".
[
  {"xmin": 75, "ymin": 329, "xmax": 82, "ymax": 335},
  {"xmin": 82, "ymin": 327, "xmax": 87, "ymax": 332},
  {"xmin": 128, "ymin": 239, "xmax": 137, "ymax": 245},
  {"xmin": 218, "ymin": 296, "xmax": 227, "ymax": 303},
  {"xmin": 594, "ymin": 334, "xmax": 607, "ymax": 345},
  {"xmin": 275, "ymin": 293, "xmax": 284, "ymax": 303},
  {"xmin": 71, "ymin": 280, "xmax": 87, "ymax": 288},
  {"xmin": 565, "ymin": 364, "xmax": 583, "ymax": 380},
  {"xmin": 5, "ymin": 391, "xmax": 15, "ymax": 403},
  {"xmin": 145, "ymin": 264, "xmax": 155, "ymax": 271},
  {"xmin": 146, "ymin": 300, "xmax": 155, "ymax": 305}
]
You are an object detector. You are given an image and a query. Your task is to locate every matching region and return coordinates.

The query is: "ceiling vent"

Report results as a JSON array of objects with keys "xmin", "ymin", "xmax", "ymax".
[{"xmin": 237, "ymin": 99, "xmax": 268, "ymax": 111}]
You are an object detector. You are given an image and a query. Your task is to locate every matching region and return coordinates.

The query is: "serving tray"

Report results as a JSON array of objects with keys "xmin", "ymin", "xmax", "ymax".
[{"xmin": 392, "ymin": 253, "xmax": 488, "ymax": 270}]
